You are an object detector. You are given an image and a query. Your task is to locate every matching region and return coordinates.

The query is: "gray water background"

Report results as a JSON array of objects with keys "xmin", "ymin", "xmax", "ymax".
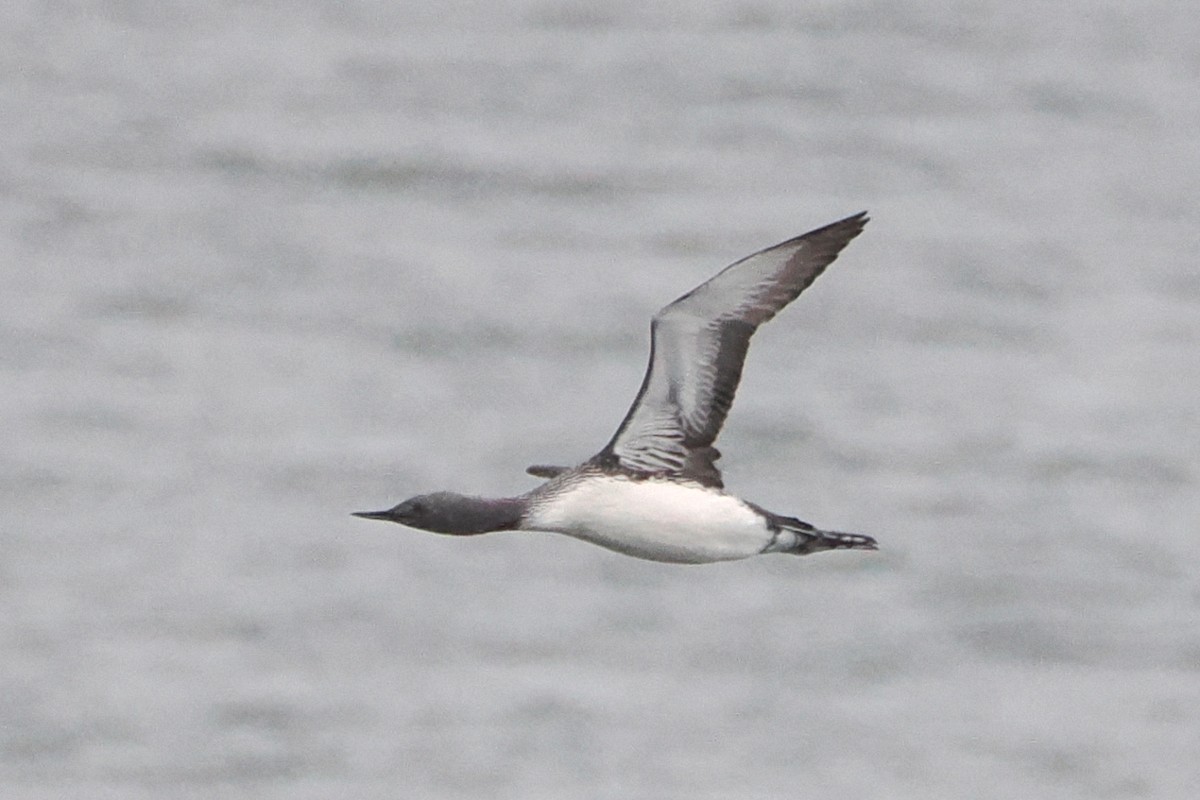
[{"xmin": 3, "ymin": 1, "xmax": 1199, "ymax": 798}]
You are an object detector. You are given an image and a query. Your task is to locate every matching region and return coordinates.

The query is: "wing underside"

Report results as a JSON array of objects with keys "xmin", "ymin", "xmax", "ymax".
[{"xmin": 593, "ymin": 212, "xmax": 869, "ymax": 487}]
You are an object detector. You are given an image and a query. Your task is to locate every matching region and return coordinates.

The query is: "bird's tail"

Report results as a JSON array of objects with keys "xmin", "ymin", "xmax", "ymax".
[{"xmin": 766, "ymin": 515, "xmax": 878, "ymax": 556}]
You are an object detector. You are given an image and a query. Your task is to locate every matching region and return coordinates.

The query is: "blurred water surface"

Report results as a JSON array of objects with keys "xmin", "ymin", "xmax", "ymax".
[{"xmin": 3, "ymin": 1, "xmax": 1199, "ymax": 798}]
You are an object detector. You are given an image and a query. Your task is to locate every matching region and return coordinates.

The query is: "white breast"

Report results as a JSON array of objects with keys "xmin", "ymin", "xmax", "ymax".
[{"xmin": 524, "ymin": 476, "xmax": 772, "ymax": 564}]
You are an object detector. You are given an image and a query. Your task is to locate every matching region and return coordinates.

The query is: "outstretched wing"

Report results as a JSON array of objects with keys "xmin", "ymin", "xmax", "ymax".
[{"xmin": 593, "ymin": 212, "xmax": 868, "ymax": 487}]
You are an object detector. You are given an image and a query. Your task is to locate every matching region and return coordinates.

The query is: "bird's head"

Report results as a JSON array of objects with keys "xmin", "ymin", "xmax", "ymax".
[{"xmin": 353, "ymin": 492, "xmax": 521, "ymax": 535}]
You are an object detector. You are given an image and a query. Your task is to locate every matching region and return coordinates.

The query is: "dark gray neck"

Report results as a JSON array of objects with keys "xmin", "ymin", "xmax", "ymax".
[{"xmin": 441, "ymin": 495, "xmax": 526, "ymax": 534}]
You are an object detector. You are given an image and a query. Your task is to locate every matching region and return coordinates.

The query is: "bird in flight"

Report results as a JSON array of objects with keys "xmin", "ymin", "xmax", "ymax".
[{"xmin": 355, "ymin": 212, "xmax": 877, "ymax": 563}]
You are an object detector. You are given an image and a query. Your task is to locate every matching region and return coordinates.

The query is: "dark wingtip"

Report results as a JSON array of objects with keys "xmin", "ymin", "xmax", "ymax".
[
  {"xmin": 526, "ymin": 464, "xmax": 569, "ymax": 479},
  {"xmin": 794, "ymin": 210, "xmax": 871, "ymax": 267},
  {"xmin": 827, "ymin": 210, "xmax": 870, "ymax": 236}
]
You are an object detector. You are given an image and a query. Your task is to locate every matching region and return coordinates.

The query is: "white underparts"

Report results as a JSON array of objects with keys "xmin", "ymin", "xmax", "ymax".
[{"xmin": 523, "ymin": 475, "xmax": 773, "ymax": 564}]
